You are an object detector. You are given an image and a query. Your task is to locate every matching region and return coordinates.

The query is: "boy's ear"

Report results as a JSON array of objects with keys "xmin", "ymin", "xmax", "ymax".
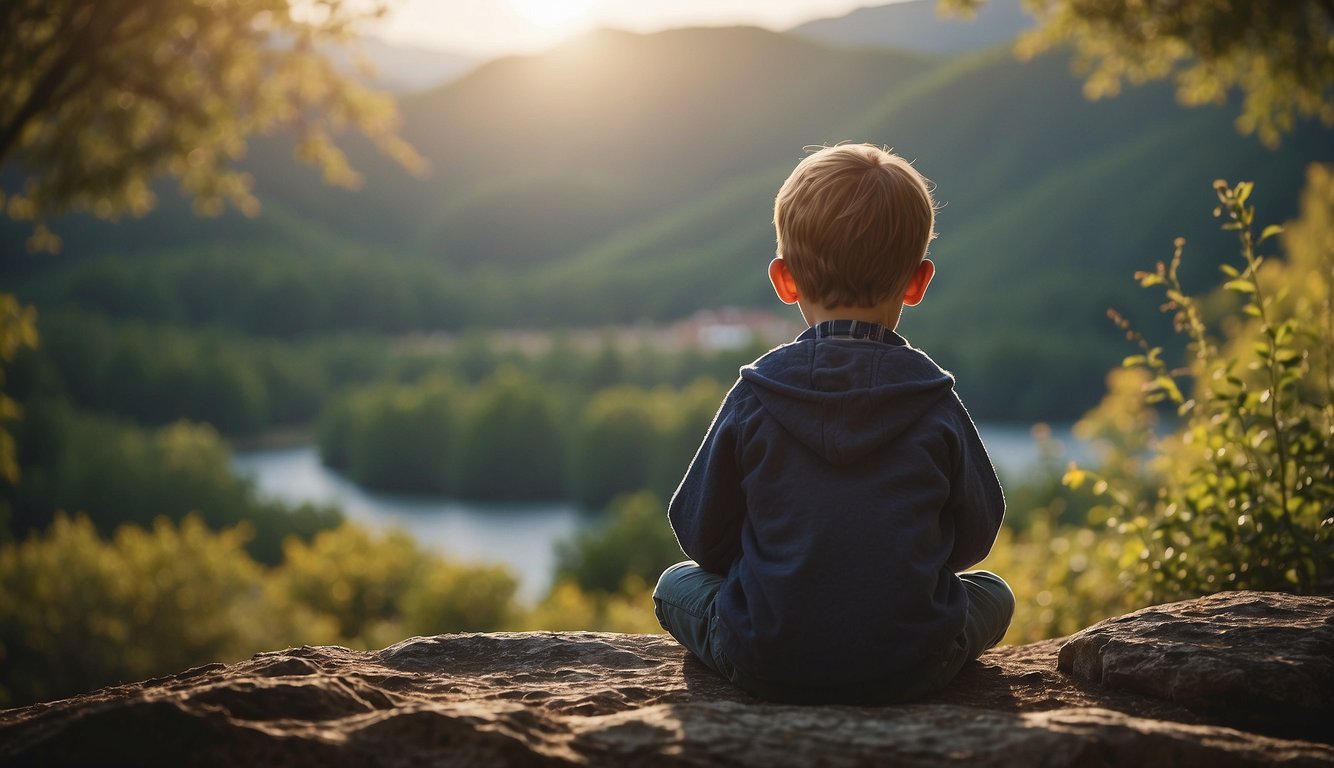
[
  {"xmin": 902, "ymin": 259, "xmax": 935, "ymax": 307},
  {"xmin": 768, "ymin": 257, "xmax": 800, "ymax": 304}
]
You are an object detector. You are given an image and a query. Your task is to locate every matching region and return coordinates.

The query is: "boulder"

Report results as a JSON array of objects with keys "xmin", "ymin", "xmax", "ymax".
[{"xmin": 1, "ymin": 591, "xmax": 1331, "ymax": 767}]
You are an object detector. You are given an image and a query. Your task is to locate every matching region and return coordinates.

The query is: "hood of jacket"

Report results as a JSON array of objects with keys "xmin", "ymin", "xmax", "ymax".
[{"xmin": 739, "ymin": 336, "xmax": 955, "ymax": 466}]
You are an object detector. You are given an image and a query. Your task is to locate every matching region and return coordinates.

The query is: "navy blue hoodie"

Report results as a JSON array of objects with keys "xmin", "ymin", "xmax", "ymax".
[{"xmin": 667, "ymin": 322, "xmax": 1004, "ymax": 688}]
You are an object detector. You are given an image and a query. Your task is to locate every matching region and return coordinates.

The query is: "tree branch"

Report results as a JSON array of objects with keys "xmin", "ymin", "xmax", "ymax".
[{"xmin": 0, "ymin": 1, "xmax": 133, "ymax": 163}]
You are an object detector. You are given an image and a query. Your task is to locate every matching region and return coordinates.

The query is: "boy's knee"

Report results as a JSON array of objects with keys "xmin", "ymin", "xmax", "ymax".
[
  {"xmin": 960, "ymin": 570, "xmax": 1016, "ymax": 646},
  {"xmin": 964, "ymin": 570, "xmax": 1014, "ymax": 604},
  {"xmin": 653, "ymin": 560, "xmax": 700, "ymax": 601}
]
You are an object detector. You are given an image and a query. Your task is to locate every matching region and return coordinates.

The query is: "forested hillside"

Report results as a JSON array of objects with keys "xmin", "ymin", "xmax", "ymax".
[{"xmin": 4, "ymin": 24, "xmax": 1329, "ymax": 418}]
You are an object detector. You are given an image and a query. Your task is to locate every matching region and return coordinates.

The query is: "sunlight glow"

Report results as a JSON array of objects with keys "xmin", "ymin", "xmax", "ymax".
[{"xmin": 507, "ymin": 0, "xmax": 595, "ymax": 29}]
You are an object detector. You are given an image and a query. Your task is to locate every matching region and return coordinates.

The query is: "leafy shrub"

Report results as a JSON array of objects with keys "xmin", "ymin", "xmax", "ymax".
[
  {"xmin": 1066, "ymin": 167, "xmax": 1334, "ymax": 603},
  {"xmin": 552, "ymin": 492, "xmax": 684, "ymax": 595},
  {"xmin": 523, "ymin": 577, "xmax": 664, "ymax": 634},
  {"xmin": 0, "ymin": 514, "xmax": 307, "ymax": 706},
  {"xmin": 276, "ymin": 522, "xmax": 519, "ymax": 648},
  {"xmin": 0, "ymin": 513, "xmax": 526, "ymax": 706},
  {"xmin": 975, "ymin": 511, "xmax": 1138, "ymax": 644}
]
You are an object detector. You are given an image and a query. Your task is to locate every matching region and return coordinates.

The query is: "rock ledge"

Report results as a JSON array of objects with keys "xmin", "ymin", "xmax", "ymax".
[{"xmin": 2, "ymin": 591, "xmax": 1331, "ymax": 767}]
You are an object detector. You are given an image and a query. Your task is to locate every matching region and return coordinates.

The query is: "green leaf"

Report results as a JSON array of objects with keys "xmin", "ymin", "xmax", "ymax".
[
  {"xmin": 1219, "ymin": 263, "xmax": 1240, "ymax": 278},
  {"xmin": 1258, "ymin": 224, "xmax": 1283, "ymax": 244},
  {"xmin": 1224, "ymin": 279, "xmax": 1256, "ymax": 294}
]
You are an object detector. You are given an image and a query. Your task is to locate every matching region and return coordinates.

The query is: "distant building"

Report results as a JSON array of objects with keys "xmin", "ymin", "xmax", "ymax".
[{"xmin": 675, "ymin": 309, "xmax": 801, "ymax": 351}]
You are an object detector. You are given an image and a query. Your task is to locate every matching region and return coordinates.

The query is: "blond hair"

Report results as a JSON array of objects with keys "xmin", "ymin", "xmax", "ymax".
[{"xmin": 773, "ymin": 144, "xmax": 937, "ymax": 308}]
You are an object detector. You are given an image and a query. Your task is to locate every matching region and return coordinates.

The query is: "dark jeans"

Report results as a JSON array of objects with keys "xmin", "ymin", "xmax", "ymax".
[{"xmin": 652, "ymin": 561, "xmax": 1015, "ymax": 704}]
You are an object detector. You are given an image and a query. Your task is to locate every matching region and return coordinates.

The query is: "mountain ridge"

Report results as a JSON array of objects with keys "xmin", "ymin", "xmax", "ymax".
[
  {"xmin": 789, "ymin": 0, "xmax": 1035, "ymax": 54},
  {"xmin": 4, "ymin": 22, "xmax": 1329, "ymax": 418}
]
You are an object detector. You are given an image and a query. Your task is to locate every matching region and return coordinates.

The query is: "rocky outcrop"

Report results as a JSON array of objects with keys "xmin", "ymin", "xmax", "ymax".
[{"xmin": 1, "ymin": 591, "xmax": 1331, "ymax": 767}]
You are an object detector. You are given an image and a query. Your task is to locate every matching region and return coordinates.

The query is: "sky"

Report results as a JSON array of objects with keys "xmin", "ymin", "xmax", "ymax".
[{"xmin": 370, "ymin": 0, "xmax": 886, "ymax": 57}]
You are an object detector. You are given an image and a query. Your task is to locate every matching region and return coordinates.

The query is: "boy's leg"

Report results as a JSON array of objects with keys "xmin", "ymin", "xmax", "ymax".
[
  {"xmin": 652, "ymin": 561, "xmax": 728, "ymax": 675},
  {"xmin": 956, "ymin": 570, "xmax": 1016, "ymax": 661},
  {"xmin": 871, "ymin": 571, "xmax": 1015, "ymax": 702}
]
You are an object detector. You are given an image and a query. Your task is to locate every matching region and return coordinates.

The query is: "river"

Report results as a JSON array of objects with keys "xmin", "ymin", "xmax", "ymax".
[{"xmin": 231, "ymin": 422, "xmax": 1085, "ymax": 603}]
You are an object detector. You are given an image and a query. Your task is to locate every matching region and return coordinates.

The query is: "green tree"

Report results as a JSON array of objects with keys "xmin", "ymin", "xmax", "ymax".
[
  {"xmin": 945, "ymin": 0, "xmax": 1334, "ymax": 147},
  {"xmin": 339, "ymin": 378, "xmax": 460, "ymax": 494},
  {"xmin": 568, "ymin": 382, "xmax": 725, "ymax": 507},
  {"xmin": 0, "ymin": 0, "xmax": 423, "ymax": 250},
  {"xmin": 452, "ymin": 367, "xmax": 566, "ymax": 501},
  {"xmin": 569, "ymin": 387, "xmax": 663, "ymax": 508}
]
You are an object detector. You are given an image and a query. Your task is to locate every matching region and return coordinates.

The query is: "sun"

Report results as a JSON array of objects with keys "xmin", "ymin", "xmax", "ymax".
[{"xmin": 507, "ymin": 0, "xmax": 595, "ymax": 29}]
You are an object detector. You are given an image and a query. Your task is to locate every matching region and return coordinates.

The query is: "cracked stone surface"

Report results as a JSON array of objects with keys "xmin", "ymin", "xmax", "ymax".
[{"xmin": 2, "ymin": 591, "xmax": 1331, "ymax": 766}]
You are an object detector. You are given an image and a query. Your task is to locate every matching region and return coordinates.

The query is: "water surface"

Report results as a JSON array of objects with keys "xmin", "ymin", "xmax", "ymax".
[{"xmin": 231, "ymin": 422, "xmax": 1085, "ymax": 602}]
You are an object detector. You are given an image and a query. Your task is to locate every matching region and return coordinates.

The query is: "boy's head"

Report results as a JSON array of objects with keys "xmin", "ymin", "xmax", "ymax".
[{"xmin": 773, "ymin": 144, "xmax": 936, "ymax": 309}]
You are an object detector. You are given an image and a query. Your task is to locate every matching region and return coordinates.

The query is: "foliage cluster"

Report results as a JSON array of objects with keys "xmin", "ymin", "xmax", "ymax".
[
  {"xmin": 975, "ymin": 510, "xmax": 1137, "ymax": 644},
  {"xmin": 0, "ymin": 514, "xmax": 280, "ymax": 706},
  {"xmin": 0, "ymin": 490, "xmax": 682, "ymax": 708},
  {"xmin": 1066, "ymin": 167, "xmax": 1333, "ymax": 603},
  {"xmin": 0, "ymin": 514, "xmax": 520, "ymax": 707},
  {"xmin": 528, "ymin": 492, "xmax": 685, "ymax": 635},
  {"xmin": 553, "ymin": 492, "xmax": 685, "ymax": 595},
  {"xmin": 958, "ymin": 167, "xmax": 1334, "ymax": 644},
  {"xmin": 945, "ymin": 0, "xmax": 1333, "ymax": 147},
  {"xmin": 1, "ymin": 399, "xmax": 340, "ymax": 564},
  {"xmin": 317, "ymin": 371, "xmax": 725, "ymax": 507},
  {"xmin": 1, "ymin": 0, "xmax": 422, "ymax": 250}
]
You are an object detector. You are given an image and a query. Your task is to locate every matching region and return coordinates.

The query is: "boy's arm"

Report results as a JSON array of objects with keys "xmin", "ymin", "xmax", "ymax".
[
  {"xmin": 667, "ymin": 393, "xmax": 746, "ymax": 574},
  {"xmin": 944, "ymin": 405, "xmax": 1006, "ymax": 572}
]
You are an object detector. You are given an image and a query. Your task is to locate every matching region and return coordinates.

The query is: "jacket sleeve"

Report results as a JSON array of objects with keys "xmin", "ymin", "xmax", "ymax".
[
  {"xmin": 667, "ymin": 388, "xmax": 747, "ymax": 574},
  {"xmin": 943, "ymin": 401, "xmax": 1006, "ymax": 572}
]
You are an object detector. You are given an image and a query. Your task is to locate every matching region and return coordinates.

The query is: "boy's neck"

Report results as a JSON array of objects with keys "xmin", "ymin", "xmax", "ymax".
[{"xmin": 798, "ymin": 300, "xmax": 904, "ymax": 331}]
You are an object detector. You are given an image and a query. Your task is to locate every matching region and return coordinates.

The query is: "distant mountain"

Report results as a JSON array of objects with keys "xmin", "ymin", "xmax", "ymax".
[
  {"xmin": 321, "ymin": 36, "xmax": 480, "ymax": 93},
  {"xmin": 789, "ymin": 0, "xmax": 1034, "ymax": 54},
  {"xmin": 6, "ymin": 24, "xmax": 1329, "ymax": 418}
]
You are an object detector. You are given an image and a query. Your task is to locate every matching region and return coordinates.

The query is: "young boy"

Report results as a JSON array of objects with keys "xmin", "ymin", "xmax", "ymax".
[{"xmin": 653, "ymin": 143, "xmax": 1013, "ymax": 705}]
